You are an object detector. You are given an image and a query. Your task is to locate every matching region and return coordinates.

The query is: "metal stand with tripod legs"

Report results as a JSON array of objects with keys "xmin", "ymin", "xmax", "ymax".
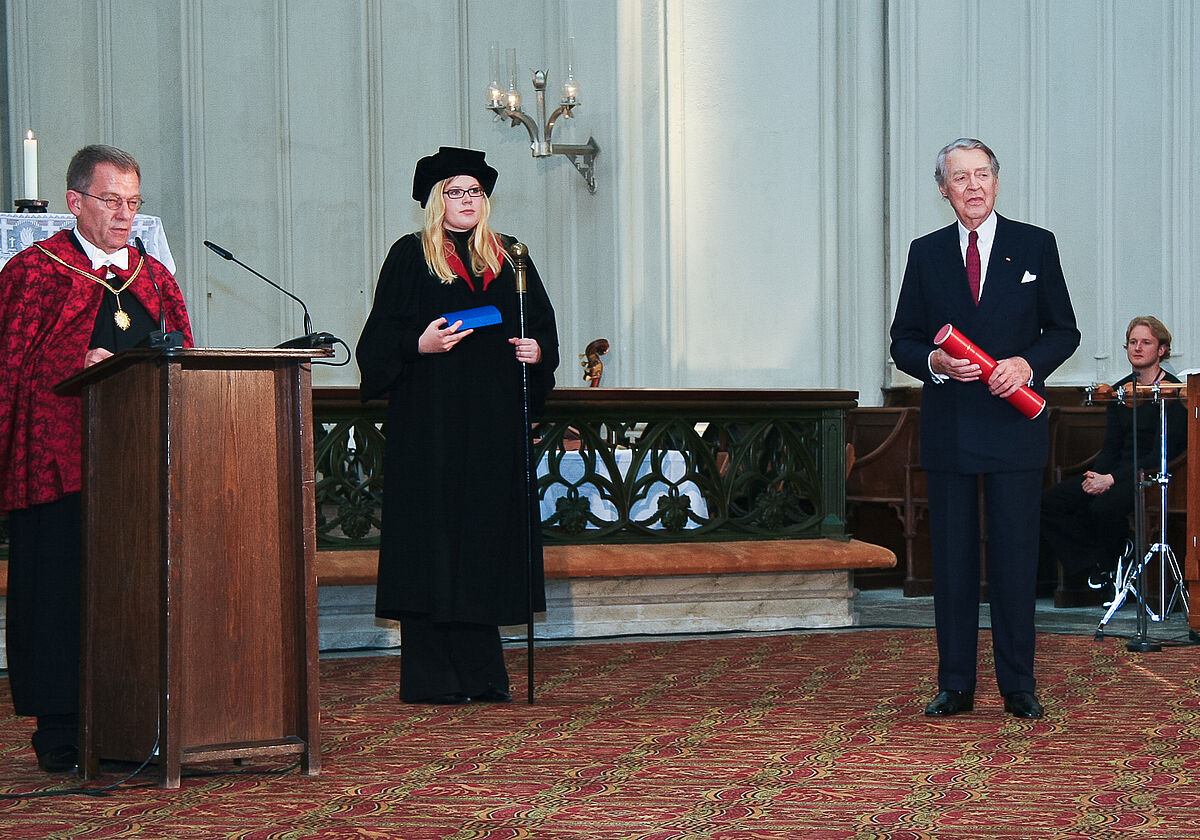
[{"xmin": 1094, "ymin": 382, "xmax": 1189, "ymax": 646}]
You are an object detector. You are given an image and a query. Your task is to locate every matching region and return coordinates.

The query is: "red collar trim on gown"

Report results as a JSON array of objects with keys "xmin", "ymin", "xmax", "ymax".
[{"xmin": 444, "ymin": 232, "xmax": 504, "ymax": 291}]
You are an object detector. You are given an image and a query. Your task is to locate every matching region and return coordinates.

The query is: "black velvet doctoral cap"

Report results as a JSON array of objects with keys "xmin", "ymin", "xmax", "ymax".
[{"xmin": 412, "ymin": 146, "xmax": 499, "ymax": 207}]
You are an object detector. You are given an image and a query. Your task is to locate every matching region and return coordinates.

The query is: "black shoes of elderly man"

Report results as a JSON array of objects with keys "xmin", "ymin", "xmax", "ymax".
[{"xmin": 924, "ymin": 689, "xmax": 1044, "ymax": 719}]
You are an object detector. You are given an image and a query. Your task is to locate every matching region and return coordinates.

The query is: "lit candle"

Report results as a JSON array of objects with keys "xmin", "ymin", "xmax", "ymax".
[
  {"xmin": 487, "ymin": 42, "xmax": 505, "ymax": 108},
  {"xmin": 505, "ymin": 48, "xmax": 522, "ymax": 111},
  {"xmin": 23, "ymin": 130, "xmax": 38, "ymax": 200},
  {"xmin": 562, "ymin": 36, "xmax": 579, "ymax": 105}
]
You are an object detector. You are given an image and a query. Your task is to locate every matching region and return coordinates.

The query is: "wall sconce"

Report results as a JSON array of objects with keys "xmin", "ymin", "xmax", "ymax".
[{"xmin": 486, "ymin": 39, "xmax": 599, "ymax": 194}]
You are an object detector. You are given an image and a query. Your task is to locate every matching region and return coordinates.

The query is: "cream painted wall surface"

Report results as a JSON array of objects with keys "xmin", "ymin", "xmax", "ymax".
[
  {"xmin": 627, "ymin": 0, "xmax": 888, "ymax": 393},
  {"xmin": 668, "ymin": 0, "xmax": 827, "ymax": 386},
  {"xmin": 4, "ymin": 1, "xmax": 1198, "ymax": 400}
]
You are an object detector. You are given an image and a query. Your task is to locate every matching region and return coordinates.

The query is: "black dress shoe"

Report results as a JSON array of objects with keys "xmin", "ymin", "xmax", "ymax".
[
  {"xmin": 1004, "ymin": 691, "xmax": 1044, "ymax": 719},
  {"xmin": 470, "ymin": 688, "xmax": 513, "ymax": 703},
  {"xmin": 404, "ymin": 692, "xmax": 471, "ymax": 705},
  {"xmin": 37, "ymin": 744, "xmax": 78, "ymax": 774},
  {"xmin": 923, "ymin": 689, "xmax": 974, "ymax": 716}
]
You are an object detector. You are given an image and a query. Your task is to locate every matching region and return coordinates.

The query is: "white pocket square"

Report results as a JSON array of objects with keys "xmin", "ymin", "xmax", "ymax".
[{"xmin": 1021, "ymin": 271, "xmax": 1037, "ymax": 283}]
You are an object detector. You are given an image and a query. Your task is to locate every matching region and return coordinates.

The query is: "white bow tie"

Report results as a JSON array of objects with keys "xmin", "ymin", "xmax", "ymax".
[{"xmin": 92, "ymin": 249, "xmax": 129, "ymax": 273}]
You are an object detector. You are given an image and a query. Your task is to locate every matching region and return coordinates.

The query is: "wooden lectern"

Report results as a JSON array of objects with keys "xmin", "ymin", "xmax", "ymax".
[
  {"xmin": 1188, "ymin": 373, "xmax": 1200, "ymax": 636},
  {"xmin": 57, "ymin": 348, "xmax": 324, "ymax": 788}
]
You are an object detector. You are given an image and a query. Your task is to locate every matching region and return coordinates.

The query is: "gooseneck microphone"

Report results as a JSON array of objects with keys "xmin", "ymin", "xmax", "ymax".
[
  {"xmin": 203, "ymin": 239, "xmax": 336, "ymax": 349},
  {"xmin": 135, "ymin": 236, "xmax": 185, "ymax": 350}
]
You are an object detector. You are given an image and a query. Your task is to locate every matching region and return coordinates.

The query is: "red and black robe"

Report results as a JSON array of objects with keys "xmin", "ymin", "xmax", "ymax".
[{"xmin": 0, "ymin": 228, "xmax": 194, "ymax": 512}]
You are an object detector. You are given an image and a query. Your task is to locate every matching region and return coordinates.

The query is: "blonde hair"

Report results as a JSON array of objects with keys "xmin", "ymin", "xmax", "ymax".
[
  {"xmin": 1125, "ymin": 315, "xmax": 1173, "ymax": 361},
  {"xmin": 420, "ymin": 178, "xmax": 504, "ymax": 283}
]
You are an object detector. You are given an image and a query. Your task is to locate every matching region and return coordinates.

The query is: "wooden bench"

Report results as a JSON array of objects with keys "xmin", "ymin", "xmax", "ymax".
[
  {"xmin": 316, "ymin": 539, "xmax": 895, "ymax": 586},
  {"xmin": 315, "ymin": 538, "xmax": 896, "ymax": 645}
]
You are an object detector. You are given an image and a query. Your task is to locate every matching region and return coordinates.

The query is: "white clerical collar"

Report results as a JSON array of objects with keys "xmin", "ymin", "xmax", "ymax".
[{"xmin": 75, "ymin": 229, "xmax": 129, "ymax": 271}]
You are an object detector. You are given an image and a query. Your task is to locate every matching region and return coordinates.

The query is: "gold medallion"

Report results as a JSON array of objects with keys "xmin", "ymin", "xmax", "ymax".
[{"xmin": 33, "ymin": 245, "xmax": 147, "ymax": 334}]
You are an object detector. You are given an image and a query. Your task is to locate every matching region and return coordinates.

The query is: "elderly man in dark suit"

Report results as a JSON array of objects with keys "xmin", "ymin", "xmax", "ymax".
[{"xmin": 890, "ymin": 138, "xmax": 1080, "ymax": 719}]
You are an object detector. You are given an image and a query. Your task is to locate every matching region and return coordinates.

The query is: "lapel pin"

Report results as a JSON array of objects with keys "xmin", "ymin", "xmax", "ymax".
[{"xmin": 1005, "ymin": 256, "xmax": 1012, "ymax": 261}]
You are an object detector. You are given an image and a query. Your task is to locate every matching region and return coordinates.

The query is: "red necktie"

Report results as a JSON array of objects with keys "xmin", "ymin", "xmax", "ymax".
[{"xmin": 966, "ymin": 229, "xmax": 980, "ymax": 305}]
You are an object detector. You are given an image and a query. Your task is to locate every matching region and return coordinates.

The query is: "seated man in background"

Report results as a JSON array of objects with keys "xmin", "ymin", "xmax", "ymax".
[{"xmin": 1040, "ymin": 316, "xmax": 1187, "ymax": 593}]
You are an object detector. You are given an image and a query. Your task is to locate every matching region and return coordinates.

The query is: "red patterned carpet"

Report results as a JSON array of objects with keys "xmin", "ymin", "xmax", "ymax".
[{"xmin": 1, "ymin": 629, "xmax": 1199, "ymax": 839}]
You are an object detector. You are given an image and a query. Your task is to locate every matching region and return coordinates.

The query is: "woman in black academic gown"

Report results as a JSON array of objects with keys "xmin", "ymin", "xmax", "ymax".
[{"xmin": 356, "ymin": 147, "xmax": 558, "ymax": 704}]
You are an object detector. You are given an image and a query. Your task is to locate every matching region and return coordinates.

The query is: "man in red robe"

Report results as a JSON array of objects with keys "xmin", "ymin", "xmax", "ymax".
[{"xmin": 0, "ymin": 145, "xmax": 193, "ymax": 774}]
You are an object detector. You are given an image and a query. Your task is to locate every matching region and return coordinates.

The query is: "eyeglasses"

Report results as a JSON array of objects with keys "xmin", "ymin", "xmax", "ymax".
[
  {"xmin": 443, "ymin": 187, "xmax": 485, "ymax": 200},
  {"xmin": 78, "ymin": 191, "xmax": 144, "ymax": 212}
]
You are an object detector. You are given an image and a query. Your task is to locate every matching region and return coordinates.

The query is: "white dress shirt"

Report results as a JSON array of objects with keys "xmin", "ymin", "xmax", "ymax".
[{"xmin": 928, "ymin": 210, "xmax": 998, "ymax": 382}]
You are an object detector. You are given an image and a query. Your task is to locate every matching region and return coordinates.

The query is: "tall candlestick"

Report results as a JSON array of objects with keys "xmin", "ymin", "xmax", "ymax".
[{"xmin": 23, "ymin": 130, "xmax": 38, "ymax": 200}]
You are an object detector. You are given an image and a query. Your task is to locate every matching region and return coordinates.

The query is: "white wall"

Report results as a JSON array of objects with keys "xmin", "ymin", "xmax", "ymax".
[{"xmin": 5, "ymin": 0, "xmax": 1197, "ymax": 400}]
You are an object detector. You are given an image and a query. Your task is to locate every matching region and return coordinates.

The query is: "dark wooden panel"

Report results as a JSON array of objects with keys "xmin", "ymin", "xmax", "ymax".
[
  {"xmin": 174, "ymin": 366, "xmax": 290, "ymax": 746},
  {"xmin": 845, "ymin": 407, "xmax": 925, "ymax": 592},
  {"xmin": 81, "ymin": 360, "xmax": 166, "ymax": 761},
  {"xmin": 1188, "ymin": 375, "xmax": 1199, "ymax": 632}
]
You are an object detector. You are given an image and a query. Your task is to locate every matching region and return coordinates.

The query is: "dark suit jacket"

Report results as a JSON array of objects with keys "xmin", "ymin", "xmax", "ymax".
[{"xmin": 890, "ymin": 214, "xmax": 1080, "ymax": 474}]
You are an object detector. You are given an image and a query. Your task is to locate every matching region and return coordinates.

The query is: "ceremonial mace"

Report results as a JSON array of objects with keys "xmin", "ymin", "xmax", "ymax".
[{"xmin": 510, "ymin": 242, "xmax": 537, "ymax": 703}]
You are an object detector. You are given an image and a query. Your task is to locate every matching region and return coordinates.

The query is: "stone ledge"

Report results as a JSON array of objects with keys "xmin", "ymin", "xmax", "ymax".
[
  {"xmin": 322, "ymin": 569, "xmax": 863, "ymax": 650},
  {"xmin": 512, "ymin": 569, "xmax": 861, "ymax": 639}
]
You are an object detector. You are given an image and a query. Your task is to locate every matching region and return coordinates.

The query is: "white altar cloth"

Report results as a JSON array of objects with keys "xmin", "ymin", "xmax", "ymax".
[{"xmin": 0, "ymin": 212, "xmax": 175, "ymax": 274}]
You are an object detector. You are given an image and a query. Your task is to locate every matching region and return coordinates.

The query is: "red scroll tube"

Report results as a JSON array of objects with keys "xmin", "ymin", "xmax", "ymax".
[{"xmin": 933, "ymin": 324, "xmax": 1046, "ymax": 419}]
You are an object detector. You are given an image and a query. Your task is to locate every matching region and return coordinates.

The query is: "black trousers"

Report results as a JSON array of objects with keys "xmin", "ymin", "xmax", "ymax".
[
  {"xmin": 1040, "ymin": 477, "xmax": 1133, "ymax": 577},
  {"xmin": 397, "ymin": 614, "xmax": 509, "ymax": 702},
  {"xmin": 6, "ymin": 493, "xmax": 81, "ymax": 752},
  {"xmin": 927, "ymin": 470, "xmax": 1042, "ymax": 696}
]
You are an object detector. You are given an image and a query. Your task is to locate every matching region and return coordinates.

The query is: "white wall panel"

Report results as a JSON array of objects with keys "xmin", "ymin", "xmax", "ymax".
[
  {"xmin": 279, "ymin": 0, "xmax": 372, "ymax": 358},
  {"xmin": 7, "ymin": 1, "xmax": 102, "ymax": 202},
  {"xmin": 668, "ymin": 0, "xmax": 826, "ymax": 387},
  {"xmin": 615, "ymin": 0, "xmax": 671, "ymax": 387},
  {"xmin": 187, "ymin": 0, "xmax": 289, "ymax": 350}
]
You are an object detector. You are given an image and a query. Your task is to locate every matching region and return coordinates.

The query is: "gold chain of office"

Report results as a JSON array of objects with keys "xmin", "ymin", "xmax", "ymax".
[{"xmin": 35, "ymin": 243, "xmax": 145, "ymax": 331}]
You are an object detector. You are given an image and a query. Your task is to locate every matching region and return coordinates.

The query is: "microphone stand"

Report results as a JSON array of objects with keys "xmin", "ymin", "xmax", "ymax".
[
  {"xmin": 1125, "ymin": 377, "xmax": 1161, "ymax": 651},
  {"xmin": 203, "ymin": 240, "xmax": 337, "ymax": 349},
  {"xmin": 134, "ymin": 236, "xmax": 185, "ymax": 351},
  {"xmin": 510, "ymin": 242, "xmax": 536, "ymax": 704}
]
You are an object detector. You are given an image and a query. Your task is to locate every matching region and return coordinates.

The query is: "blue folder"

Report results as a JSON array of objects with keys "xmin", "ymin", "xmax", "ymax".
[{"xmin": 441, "ymin": 305, "xmax": 503, "ymax": 330}]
